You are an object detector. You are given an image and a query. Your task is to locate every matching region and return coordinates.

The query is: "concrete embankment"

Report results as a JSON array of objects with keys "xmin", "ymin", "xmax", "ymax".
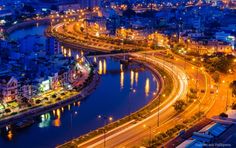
[{"xmin": 0, "ymin": 72, "xmax": 100, "ymax": 129}]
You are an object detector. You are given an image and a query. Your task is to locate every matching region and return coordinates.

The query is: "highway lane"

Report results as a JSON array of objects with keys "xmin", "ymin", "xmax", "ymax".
[{"xmin": 115, "ymin": 54, "xmax": 215, "ymax": 147}]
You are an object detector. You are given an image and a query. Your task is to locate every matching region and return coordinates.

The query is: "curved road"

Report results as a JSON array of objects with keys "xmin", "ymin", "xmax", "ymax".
[
  {"xmin": 58, "ymin": 53, "xmax": 189, "ymax": 148},
  {"xmin": 50, "ymin": 21, "xmax": 215, "ymax": 148}
]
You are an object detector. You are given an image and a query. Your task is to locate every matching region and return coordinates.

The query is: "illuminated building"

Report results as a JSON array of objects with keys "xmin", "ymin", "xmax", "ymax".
[{"xmin": 0, "ymin": 76, "xmax": 18, "ymax": 102}]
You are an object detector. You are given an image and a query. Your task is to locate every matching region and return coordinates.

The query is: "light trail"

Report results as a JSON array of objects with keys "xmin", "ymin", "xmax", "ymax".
[{"xmin": 84, "ymin": 54, "xmax": 188, "ymax": 148}]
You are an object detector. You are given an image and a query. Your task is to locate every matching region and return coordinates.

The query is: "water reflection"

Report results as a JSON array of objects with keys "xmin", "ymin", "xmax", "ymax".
[
  {"xmin": 39, "ymin": 113, "xmax": 51, "ymax": 128},
  {"xmin": 120, "ymin": 64, "xmax": 123, "ymax": 72},
  {"xmin": 98, "ymin": 59, "xmax": 107, "ymax": 75},
  {"xmin": 53, "ymin": 109, "xmax": 61, "ymax": 127},
  {"xmin": 93, "ymin": 57, "xmax": 97, "ymax": 63},
  {"xmin": 7, "ymin": 131, "xmax": 13, "ymax": 141},
  {"xmin": 120, "ymin": 71, "xmax": 124, "ymax": 89},
  {"xmin": 145, "ymin": 78, "xmax": 150, "ymax": 97},
  {"xmin": 63, "ymin": 48, "xmax": 67, "ymax": 56},
  {"xmin": 98, "ymin": 60, "xmax": 102, "ymax": 75},
  {"xmin": 130, "ymin": 70, "xmax": 134, "ymax": 88},
  {"xmin": 53, "ymin": 110, "xmax": 56, "ymax": 116},
  {"xmin": 103, "ymin": 59, "xmax": 107, "ymax": 74},
  {"xmin": 135, "ymin": 72, "xmax": 139, "ymax": 85},
  {"xmin": 68, "ymin": 49, "xmax": 71, "ymax": 57}
]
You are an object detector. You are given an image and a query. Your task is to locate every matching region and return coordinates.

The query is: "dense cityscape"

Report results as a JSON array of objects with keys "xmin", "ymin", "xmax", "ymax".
[{"xmin": 0, "ymin": 0, "xmax": 236, "ymax": 147}]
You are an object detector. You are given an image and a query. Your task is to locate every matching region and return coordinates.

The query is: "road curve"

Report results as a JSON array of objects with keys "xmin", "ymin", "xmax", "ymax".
[{"xmin": 59, "ymin": 53, "xmax": 189, "ymax": 148}]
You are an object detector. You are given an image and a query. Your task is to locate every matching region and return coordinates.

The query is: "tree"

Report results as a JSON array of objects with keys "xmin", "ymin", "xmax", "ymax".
[
  {"xmin": 219, "ymin": 112, "xmax": 228, "ymax": 118},
  {"xmin": 212, "ymin": 71, "xmax": 220, "ymax": 83},
  {"xmin": 209, "ymin": 56, "xmax": 232, "ymax": 73},
  {"xmin": 50, "ymin": 5, "xmax": 58, "ymax": 11},
  {"xmin": 122, "ymin": 8, "xmax": 136, "ymax": 18},
  {"xmin": 22, "ymin": 4, "xmax": 35, "ymax": 13},
  {"xmin": 5, "ymin": 108, "xmax": 11, "ymax": 113},
  {"xmin": 230, "ymin": 80, "xmax": 236, "ymax": 97},
  {"xmin": 173, "ymin": 100, "xmax": 186, "ymax": 112},
  {"xmin": 232, "ymin": 103, "xmax": 236, "ymax": 110},
  {"xmin": 80, "ymin": 27, "xmax": 84, "ymax": 32}
]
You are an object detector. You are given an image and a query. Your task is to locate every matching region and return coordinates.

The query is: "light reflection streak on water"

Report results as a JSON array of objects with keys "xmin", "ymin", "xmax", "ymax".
[
  {"xmin": 130, "ymin": 70, "xmax": 134, "ymax": 88},
  {"xmin": 53, "ymin": 110, "xmax": 55, "ymax": 116},
  {"xmin": 94, "ymin": 57, "xmax": 97, "ymax": 63},
  {"xmin": 98, "ymin": 60, "xmax": 102, "ymax": 75},
  {"xmin": 39, "ymin": 113, "xmax": 51, "ymax": 128},
  {"xmin": 120, "ymin": 71, "xmax": 124, "ymax": 89},
  {"xmin": 103, "ymin": 59, "xmax": 107, "ymax": 74},
  {"xmin": 63, "ymin": 48, "xmax": 67, "ymax": 56},
  {"xmin": 7, "ymin": 131, "xmax": 13, "ymax": 141},
  {"xmin": 135, "ymin": 72, "xmax": 139, "ymax": 85},
  {"xmin": 53, "ymin": 109, "xmax": 61, "ymax": 127},
  {"xmin": 120, "ymin": 64, "xmax": 123, "ymax": 72},
  {"xmin": 145, "ymin": 78, "xmax": 150, "ymax": 97},
  {"xmin": 68, "ymin": 48, "xmax": 71, "ymax": 57}
]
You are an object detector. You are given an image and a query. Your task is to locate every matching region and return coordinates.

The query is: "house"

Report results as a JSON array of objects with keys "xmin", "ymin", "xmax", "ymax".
[{"xmin": 0, "ymin": 76, "xmax": 18, "ymax": 102}]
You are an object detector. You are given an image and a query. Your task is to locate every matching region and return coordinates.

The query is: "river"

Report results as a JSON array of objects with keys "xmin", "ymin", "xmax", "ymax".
[{"xmin": 0, "ymin": 24, "xmax": 159, "ymax": 148}]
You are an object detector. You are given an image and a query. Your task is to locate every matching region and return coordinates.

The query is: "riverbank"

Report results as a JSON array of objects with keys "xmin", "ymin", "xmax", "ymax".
[
  {"xmin": 5, "ymin": 19, "xmax": 50, "ymax": 35},
  {"xmin": 0, "ymin": 70, "xmax": 100, "ymax": 129}
]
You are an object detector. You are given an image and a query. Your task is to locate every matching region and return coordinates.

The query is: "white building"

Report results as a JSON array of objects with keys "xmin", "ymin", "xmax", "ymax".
[
  {"xmin": 215, "ymin": 31, "xmax": 235, "ymax": 49},
  {"xmin": 0, "ymin": 76, "xmax": 18, "ymax": 102}
]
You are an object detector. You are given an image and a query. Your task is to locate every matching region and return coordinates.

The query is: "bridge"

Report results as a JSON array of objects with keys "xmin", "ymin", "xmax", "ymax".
[{"xmin": 86, "ymin": 50, "xmax": 166, "ymax": 58}]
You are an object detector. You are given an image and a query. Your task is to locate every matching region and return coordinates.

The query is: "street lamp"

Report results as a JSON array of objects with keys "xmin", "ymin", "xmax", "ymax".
[
  {"xmin": 222, "ymin": 80, "xmax": 230, "ymax": 111},
  {"xmin": 194, "ymin": 98, "xmax": 201, "ymax": 116},
  {"xmin": 128, "ymin": 88, "xmax": 136, "ymax": 119},
  {"xmin": 98, "ymin": 115, "xmax": 113, "ymax": 148},
  {"xmin": 143, "ymin": 124, "xmax": 152, "ymax": 146}
]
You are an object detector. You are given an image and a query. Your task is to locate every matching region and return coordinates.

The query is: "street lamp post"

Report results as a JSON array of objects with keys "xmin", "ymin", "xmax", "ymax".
[
  {"xmin": 222, "ymin": 80, "xmax": 230, "ymax": 111},
  {"xmin": 195, "ymin": 98, "xmax": 201, "ymax": 118},
  {"xmin": 157, "ymin": 97, "xmax": 160, "ymax": 127},
  {"xmin": 143, "ymin": 124, "xmax": 152, "ymax": 147},
  {"xmin": 98, "ymin": 115, "xmax": 113, "ymax": 148},
  {"xmin": 128, "ymin": 88, "xmax": 136, "ymax": 119}
]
